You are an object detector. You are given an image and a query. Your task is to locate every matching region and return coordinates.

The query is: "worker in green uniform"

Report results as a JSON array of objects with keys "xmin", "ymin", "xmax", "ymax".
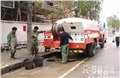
[
  {"xmin": 7, "ymin": 27, "xmax": 17, "ymax": 59},
  {"xmin": 59, "ymin": 30, "xmax": 73, "ymax": 63},
  {"xmin": 31, "ymin": 26, "xmax": 44, "ymax": 56}
]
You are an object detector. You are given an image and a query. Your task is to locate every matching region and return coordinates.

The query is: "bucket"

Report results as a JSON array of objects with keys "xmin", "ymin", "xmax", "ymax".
[
  {"xmin": 33, "ymin": 56, "xmax": 43, "ymax": 67},
  {"xmin": 24, "ymin": 59, "xmax": 34, "ymax": 70}
]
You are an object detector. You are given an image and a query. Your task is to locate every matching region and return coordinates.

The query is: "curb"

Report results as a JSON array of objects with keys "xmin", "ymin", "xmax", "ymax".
[{"xmin": 1, "ymin": 62, "xmax": 23, "ymax": 74}]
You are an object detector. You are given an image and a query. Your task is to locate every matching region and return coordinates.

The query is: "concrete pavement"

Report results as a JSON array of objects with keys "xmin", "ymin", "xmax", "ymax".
[{"xmin": 1, "ymin": 43, "xmax": 46, "ymax": 74}]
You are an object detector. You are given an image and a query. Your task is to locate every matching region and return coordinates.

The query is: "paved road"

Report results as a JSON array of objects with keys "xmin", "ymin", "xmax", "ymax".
[
  {"xmin": 63, "ymin": 36, "xmax": 119, "ymax": 78},
  {"xmin": 2, "ymin": 35, "xmax": 120, "ymax": 78}
]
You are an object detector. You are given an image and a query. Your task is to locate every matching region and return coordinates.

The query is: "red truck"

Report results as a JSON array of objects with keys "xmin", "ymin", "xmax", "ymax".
[{"xmin": 44, "ymin": 18, "xmax": 105, "ymax": 57}]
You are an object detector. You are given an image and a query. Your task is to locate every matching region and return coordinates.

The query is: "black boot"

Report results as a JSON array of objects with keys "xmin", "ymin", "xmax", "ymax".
[
  {"xmin": 10, "ymin": 53, "xmax": 13, "ymax": 59},
  {"xmin": 12, "ymin": 53, "xmax": 17, "ymax": 59},
  {"xmin": 35, "ymin": 49, "xmax": 38, "ymax": 56},
  {"xmin": 31, "ymin": 47, "xmax": 35, "ymax": 55}
]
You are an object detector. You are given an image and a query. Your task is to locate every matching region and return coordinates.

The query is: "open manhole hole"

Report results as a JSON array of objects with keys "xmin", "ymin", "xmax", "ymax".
[{"xmin": 47, "ymin": 58, "xmax": 59, "ymax": 62}]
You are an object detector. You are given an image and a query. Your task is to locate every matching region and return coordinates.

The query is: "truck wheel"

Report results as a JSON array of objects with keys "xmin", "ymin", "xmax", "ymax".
[
  {"xmin": 45, "ymin": 47, "xmax": 50, "ymax": 52},
  {"xmin": 83, "ymin": 49, "xmax": 89, "ymax": 57},
  {"xmin": 88, "ymin": 43, "xmax": 96, "ymax": 57}
]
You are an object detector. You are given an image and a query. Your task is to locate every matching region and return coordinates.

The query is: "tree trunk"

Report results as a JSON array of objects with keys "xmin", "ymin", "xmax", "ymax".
[
  {"xmin": 16, "ymin": 1, "xmax": 21, "ymax": 21},
  {"xmin": 32, "ymin": 2, "xmax": 36, "ymax": 22},
  {"xmin": 27, "ymin": 2, "xmax": 32, "ymax": 53},
  {"xmin": 33, "ymin": 9, "xmax": 36, "ymax": 22},
  {"xmin": 75, "ymin": 10, "xmax": 78, "ymax": 17}
]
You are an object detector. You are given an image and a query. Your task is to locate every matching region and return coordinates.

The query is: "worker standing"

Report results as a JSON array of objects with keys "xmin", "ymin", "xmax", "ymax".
[
  {"xmin": 114, "ymin": 29, "xmax": 120, "ymax": 47},
  {"xmin": 31, "ymin": 26, "xmax": 44, "ymax": 56},
  {"xmin": 59, "ymin": 30, "xmax": 73, "ymax": 63},
  {"xmin": 7, "ymin": 27, "xmax": 17, "ymax": 59}
]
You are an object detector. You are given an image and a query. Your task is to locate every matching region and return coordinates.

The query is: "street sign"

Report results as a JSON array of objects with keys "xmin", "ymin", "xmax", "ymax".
[{"xmin": 23, "ymin": 25, "xmax": 26, "ymax": 32}]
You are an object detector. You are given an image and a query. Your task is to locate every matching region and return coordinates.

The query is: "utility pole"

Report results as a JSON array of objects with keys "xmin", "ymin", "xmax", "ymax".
[{"xmin": 27, "ymin": 2, "xmax": 32, "ymax": 52}]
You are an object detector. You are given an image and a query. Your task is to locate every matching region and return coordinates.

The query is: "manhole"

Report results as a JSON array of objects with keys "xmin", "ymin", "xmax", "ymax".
[{"xmin": 47, "ymin": 58, "xmax": 59, "ymax": 62}]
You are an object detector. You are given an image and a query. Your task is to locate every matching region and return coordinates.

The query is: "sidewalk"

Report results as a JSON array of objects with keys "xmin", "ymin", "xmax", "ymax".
[
  {"xmin": 1, "ymin": 48, "xmax": 31, "ymax": 68},
  {"xmin": 1, "ymin": 44, "xmax": 45, "ymax": 74}
]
